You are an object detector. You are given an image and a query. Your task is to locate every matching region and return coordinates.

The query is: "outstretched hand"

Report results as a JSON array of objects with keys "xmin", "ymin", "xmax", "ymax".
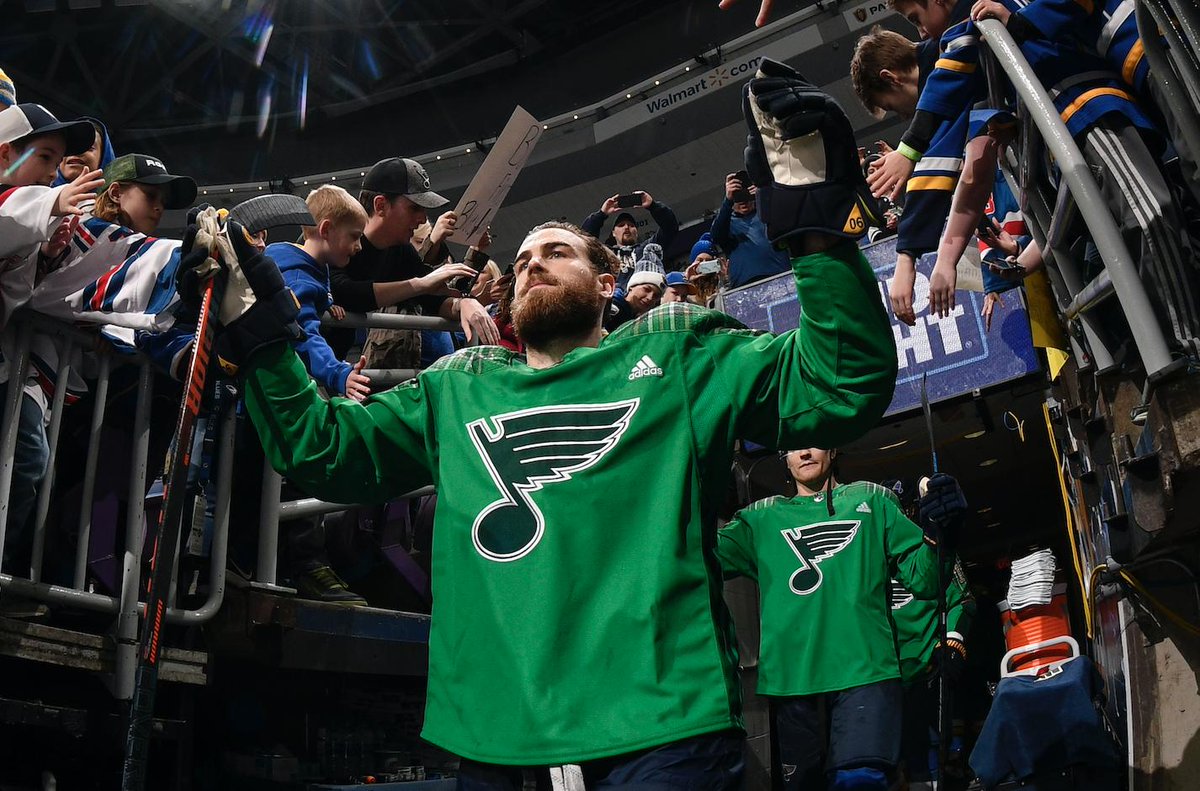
[
  {"xmin": 345, "ymin": 355, "xmax": 371, "ymax": 402},
  {"xmin": 459, "ymin": 297, "xmax": 502, "ymax": 346},
  {"xmin": 719, "ymin": 0, "xmax": 775, "ymax": 27},
  {"xmin": 866, "ymin": 150, "xmax": 912, "ymax": 201},
  {"xmin": 52, "ymin": 169, "xmax": 104, "ymax": 217},
  {"xmin": 42, "ymin": 215, "xmax": 79, "ymax": 261},
  {"xmin": 928, "ymin": 258, "xmax": 957, "ymax": 319},
  {"xmin": 419, "ymin": 263, "xmax": 478, "ymax": 296}
]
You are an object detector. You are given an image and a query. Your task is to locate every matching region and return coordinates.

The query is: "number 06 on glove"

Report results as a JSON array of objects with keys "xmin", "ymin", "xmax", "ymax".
[{"xmin": 743, "ymin": 59, "xmax": 880, "ymax": 246}]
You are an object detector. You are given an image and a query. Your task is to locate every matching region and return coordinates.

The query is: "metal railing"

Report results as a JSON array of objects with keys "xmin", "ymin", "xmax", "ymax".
[
  {"xmin": 0, "ymin": 313, "xmax": 233, "ymax": 623},
  {"xmin": 0, "ymin": 312, "xmax": 238, "ymax": 697},
  {"xmin": 254, "ymin": 310, "xmax": 455, "ymax": 588},
  {"xmin": 976, "ymin": 18, "xmax": 1186, "ymax": 384}
]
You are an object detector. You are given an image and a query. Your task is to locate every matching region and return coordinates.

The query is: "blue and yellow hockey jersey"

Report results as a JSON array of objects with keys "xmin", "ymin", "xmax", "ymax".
[{"xmin": 1009, "ymin": 0, "xmax": 1149, "ymax": 93}]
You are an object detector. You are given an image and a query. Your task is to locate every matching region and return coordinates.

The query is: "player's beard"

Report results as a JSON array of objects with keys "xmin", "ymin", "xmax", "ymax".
[{"xmin": 511, "ymin": 272, "xmax": 605, "ymax": 349}]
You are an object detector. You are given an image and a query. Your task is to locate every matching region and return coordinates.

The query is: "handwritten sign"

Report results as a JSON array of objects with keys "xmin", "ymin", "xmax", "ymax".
[{"xmin": 452, "ymin": 106, "xmax": 543, "ymax": 248}]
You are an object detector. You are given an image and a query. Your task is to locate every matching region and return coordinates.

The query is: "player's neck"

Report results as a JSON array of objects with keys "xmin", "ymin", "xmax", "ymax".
[
  {"xmin": 795, "ymin": 475, "xmax": 837, "ymax": 497},
  {"xmin": 525, "ymin": 329, "xmax": 601, "ymax": 369}
]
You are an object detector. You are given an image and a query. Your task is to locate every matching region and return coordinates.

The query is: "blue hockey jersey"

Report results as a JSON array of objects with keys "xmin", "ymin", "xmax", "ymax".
[{"xmin": 1010, "ymin": 0, "xmax": 1148, "ymax": 93}]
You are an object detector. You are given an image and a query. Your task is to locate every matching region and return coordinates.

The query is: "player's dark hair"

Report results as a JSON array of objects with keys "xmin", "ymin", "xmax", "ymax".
[{"xmin": 525, "ymin": 220, "xmax": 620, "ymax": 276}]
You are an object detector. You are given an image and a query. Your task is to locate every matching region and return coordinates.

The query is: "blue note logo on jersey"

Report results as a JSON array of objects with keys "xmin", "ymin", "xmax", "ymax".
[
  {"xmin": 467, "ymin": 399, "xmax": 640, "ymax": 561},
  {"xmin": 780, "ymin": 521, "xmax": 860, "ymax": 594}
]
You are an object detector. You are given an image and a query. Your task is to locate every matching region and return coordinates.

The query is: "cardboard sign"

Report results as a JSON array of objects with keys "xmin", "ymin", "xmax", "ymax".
[{"xmin": 452, "ymin": 106, "xmax": 543, "ymax": 248}]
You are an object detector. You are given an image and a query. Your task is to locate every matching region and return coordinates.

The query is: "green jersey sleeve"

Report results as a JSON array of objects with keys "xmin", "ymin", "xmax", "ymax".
[
  {"xmin": 698, "ymin": 242, "xmax": 897, "ymax": 450},
  {"xmin": 879, "ymin": 489, "xmax": 941, "ymax": 600},
  {"xmin": 947, "ymin": 559, "xmax": 975, "ymax": 639},
  {"xmin": 716, "ymin": 510, "xmax": 759, "ymax": 580},
  {"xmin": 242, "ymin": 341, "xmax": 435, "ymax": 503}
]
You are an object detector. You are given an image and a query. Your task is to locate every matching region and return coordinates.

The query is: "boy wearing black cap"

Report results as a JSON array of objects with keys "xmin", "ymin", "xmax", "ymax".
[
  {"xmin": 0, "ymin": 103, "xmax": 103, "ymax": 303},
  {"xmin": 327, "ymin": 156, "xmax": 498, "ymax": 362}
]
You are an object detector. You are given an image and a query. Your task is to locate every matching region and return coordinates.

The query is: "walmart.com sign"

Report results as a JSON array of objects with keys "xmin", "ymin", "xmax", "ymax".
[{"xmin": 594, "ymin": 25, "xmax": 822, "ymax": 142}]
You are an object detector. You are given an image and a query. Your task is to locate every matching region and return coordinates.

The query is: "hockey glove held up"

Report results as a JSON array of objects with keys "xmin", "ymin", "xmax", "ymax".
[
  {"xmin": 743, "ymin": 58, "xmax": 879, "ymax": 246},
  {"xmin": 176, "ymin": 209, "xmax": 303, "ymax": 374},
  {"xmin": 918, "ymin": 473, "xmax": 967, "ymax": 551}
]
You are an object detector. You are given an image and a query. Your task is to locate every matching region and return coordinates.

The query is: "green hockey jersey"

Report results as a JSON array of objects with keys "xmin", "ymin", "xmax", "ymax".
[
  {"xmin": 717, "ymin": 481, "xmax": 942, "ymax": 696},
  {"xmin": 889, "ymin": 560, "xmax": 975, "ymax": 683},
  {"xmin": 242, "ymin": 242, "xmax": 896, "ymax": 764}
]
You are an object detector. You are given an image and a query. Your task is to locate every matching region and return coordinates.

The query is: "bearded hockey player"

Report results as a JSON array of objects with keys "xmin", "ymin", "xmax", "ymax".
[
  {"xmin": 177, "ymin": 60, "xmax": 896, "ymax": 789},
  {"xmin": 716, "ymin": 449, "xmax": 967, "ymax": 790}
]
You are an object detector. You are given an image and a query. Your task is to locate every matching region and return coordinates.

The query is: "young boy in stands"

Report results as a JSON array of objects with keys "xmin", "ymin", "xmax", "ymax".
[
  {"xmin": 873, "ymin": 0, "xmax": 1200, "ymax": 355},
  {"xmin": 265, "ymin": 184, "xmax": 371, "ymax": 402}
]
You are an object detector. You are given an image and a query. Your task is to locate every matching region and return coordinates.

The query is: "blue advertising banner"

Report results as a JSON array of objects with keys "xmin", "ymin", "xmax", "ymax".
[{"xmin": 720, "ymin": 238, "xmax": 1042, "ymax": 416}]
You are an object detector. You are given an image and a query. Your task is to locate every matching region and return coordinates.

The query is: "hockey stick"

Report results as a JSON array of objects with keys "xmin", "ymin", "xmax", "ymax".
[
  {"xmin": 920, "ymin": 374, "xmax": 952, "ymax": 782},
  {"xmin": 121, "ymin": 249, "xmax": 221, "ymax": 791}
]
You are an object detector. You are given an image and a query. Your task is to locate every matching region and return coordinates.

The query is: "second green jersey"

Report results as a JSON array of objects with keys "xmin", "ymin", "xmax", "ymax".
[
  {"xmin": 889, "ymin": 560, "xmax": 975, "ymax": 683},
  {"xmin": 717, "ymin": 481, "xmax": 942, "ymax": 696},
  {"xmin": 242, "ymin": 243, "xmax": 896, "ymax": 765}
]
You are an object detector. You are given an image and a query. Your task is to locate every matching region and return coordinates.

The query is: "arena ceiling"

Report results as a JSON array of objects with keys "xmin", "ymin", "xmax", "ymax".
[{"xmin": 4, "ymin": 0, "xmax": 792, "ymax": 139}]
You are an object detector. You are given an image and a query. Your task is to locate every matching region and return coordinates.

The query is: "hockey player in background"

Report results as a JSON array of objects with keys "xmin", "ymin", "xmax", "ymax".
[
  {"xmin": 177, "ymin": 60, "xmax": 897, "ymax": 789},
  {"xmin": 883, "ymin": 479, "xmax": 976, "ymax": 789},
  {"xmin": 717, "ymin": 450, "xmax": 967, "ymax": 790}
]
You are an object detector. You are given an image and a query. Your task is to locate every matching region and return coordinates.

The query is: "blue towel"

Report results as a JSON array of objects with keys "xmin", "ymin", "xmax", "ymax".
[{"xmin": 970, "ymin": 656, "xmax": 1119, "ymax": 788}]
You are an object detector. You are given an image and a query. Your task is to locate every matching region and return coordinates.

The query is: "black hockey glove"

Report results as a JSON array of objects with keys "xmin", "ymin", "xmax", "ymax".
[
  {"xmin": 932, "ymin": 635, "xmax": 967, "ymax": 686},
  {"xmin": 174, "ymin": 209, "xmax": 302, "ymax": 374},
  {"xmin": 918, "ymin": 473, "xmax": 967, "ymax": 551},
  {"xmin": 211, "ymin": 218, "xmax": 303, "ymax": 373},
  {"xmin": 172, "ymin": 222, "xmax": 217, "ymax": 327},
  {"xmin": 743, "ymin": 58, "xmax": 879, "ymax": 246}
]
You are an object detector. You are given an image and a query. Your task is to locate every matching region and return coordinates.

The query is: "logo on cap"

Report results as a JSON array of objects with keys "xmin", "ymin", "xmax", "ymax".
[{"xmin": 144, "ymin": 157, "xmax": 165, "ymax": 171}]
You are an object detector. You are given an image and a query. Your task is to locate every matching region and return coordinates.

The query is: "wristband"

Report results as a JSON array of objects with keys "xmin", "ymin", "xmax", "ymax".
[
  {"xmin": 897, "ymin": 142, "xmax": 923, "ymax": 163},
  {"xmin": 942, "ymin": 637, "xmax": 967, "ymax": 660}
]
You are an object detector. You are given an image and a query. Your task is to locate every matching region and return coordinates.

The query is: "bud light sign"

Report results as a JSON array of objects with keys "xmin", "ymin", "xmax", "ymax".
[{"xmin": 719, "ymin": 237, "xmax": 1042, "ymax": 416}]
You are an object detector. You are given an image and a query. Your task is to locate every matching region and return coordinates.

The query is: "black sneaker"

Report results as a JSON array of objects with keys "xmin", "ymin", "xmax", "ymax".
[{"xmin": 294, "ymin": 565, "xmax": 368, "ymax": 606}]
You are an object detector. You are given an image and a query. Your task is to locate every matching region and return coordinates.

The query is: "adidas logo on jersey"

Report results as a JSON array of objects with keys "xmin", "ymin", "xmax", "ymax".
[
  {"xmin": 856, "ymin": 502, "xmax": 872, "ymax": 514},
  {"xmin": 628, "ymin": 355, "xmax": 664, "ymax": 381}
]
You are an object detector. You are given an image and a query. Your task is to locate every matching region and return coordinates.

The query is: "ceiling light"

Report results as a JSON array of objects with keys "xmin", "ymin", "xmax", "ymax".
[
  {"xmin": 330, "ymin": 176, "xmax": 336, "ymax": 180},
  {"xmin": 965, "ymin": 430, "xmax": 986, "ymax": 439},
  {"xmin": 573, "ymin": 114, "xmax": 578, "ymax": 120},
  {"xmin": 626, "ymin": 93, "xmax": 632, "ymax": 99},
  {"xmin": 360, "ymin": 171, "xmax": 365, "ymax": 176},
  {"xmin": 685, "ymin": 66, "xmax": 690, "ymax": 72},
  {"xmin": 436, "ymin": 155, "xmax": 441, "ymax": 160},
  {"xmin": 229, "ymin": 188, "xmax": 234, "ymax": 192},
  {"xmin": 977, "ymin": 506, "xmax": 992, "ymax": 514},
  {"xmin": 202, "ymin": 190, "xmax": 207, "ymax": 195},
  {"xmin": 877, "ymin": 440, "xmax": 908, "ymax": 451},
  {"xmin": 258, "ymin": 186, "xmax": 263, "ymax": 190},
  {"xmin": 654, "ymin": 80, "xmax": 661, "ymax": 85},
  {"xmin": 303, "ymin": 180, "xmax": 308, "ymax": 185},
  {"xmin": 979, "ymin": 458, "xmax": 999, "ymax": 467},
  {"xmin": 543, "ymin": 124, "xmax": 549, "ymax": 130},
  {"xmin": 986, "ymin": 522, "xmax": 1002, "ymax": 529}
]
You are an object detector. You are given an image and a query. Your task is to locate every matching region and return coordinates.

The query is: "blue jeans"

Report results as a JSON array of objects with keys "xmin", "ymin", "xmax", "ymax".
[
  {"xmin": 0, "ymin": 383, "xmax": 49, "ymax": 572},
  {"xmin": 773, "ymin": 679, "xmax": 902, "ymax": 791},
  {"xmin": 456, "ymin": 729, "xmax": 745, "ymax": 790}
]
